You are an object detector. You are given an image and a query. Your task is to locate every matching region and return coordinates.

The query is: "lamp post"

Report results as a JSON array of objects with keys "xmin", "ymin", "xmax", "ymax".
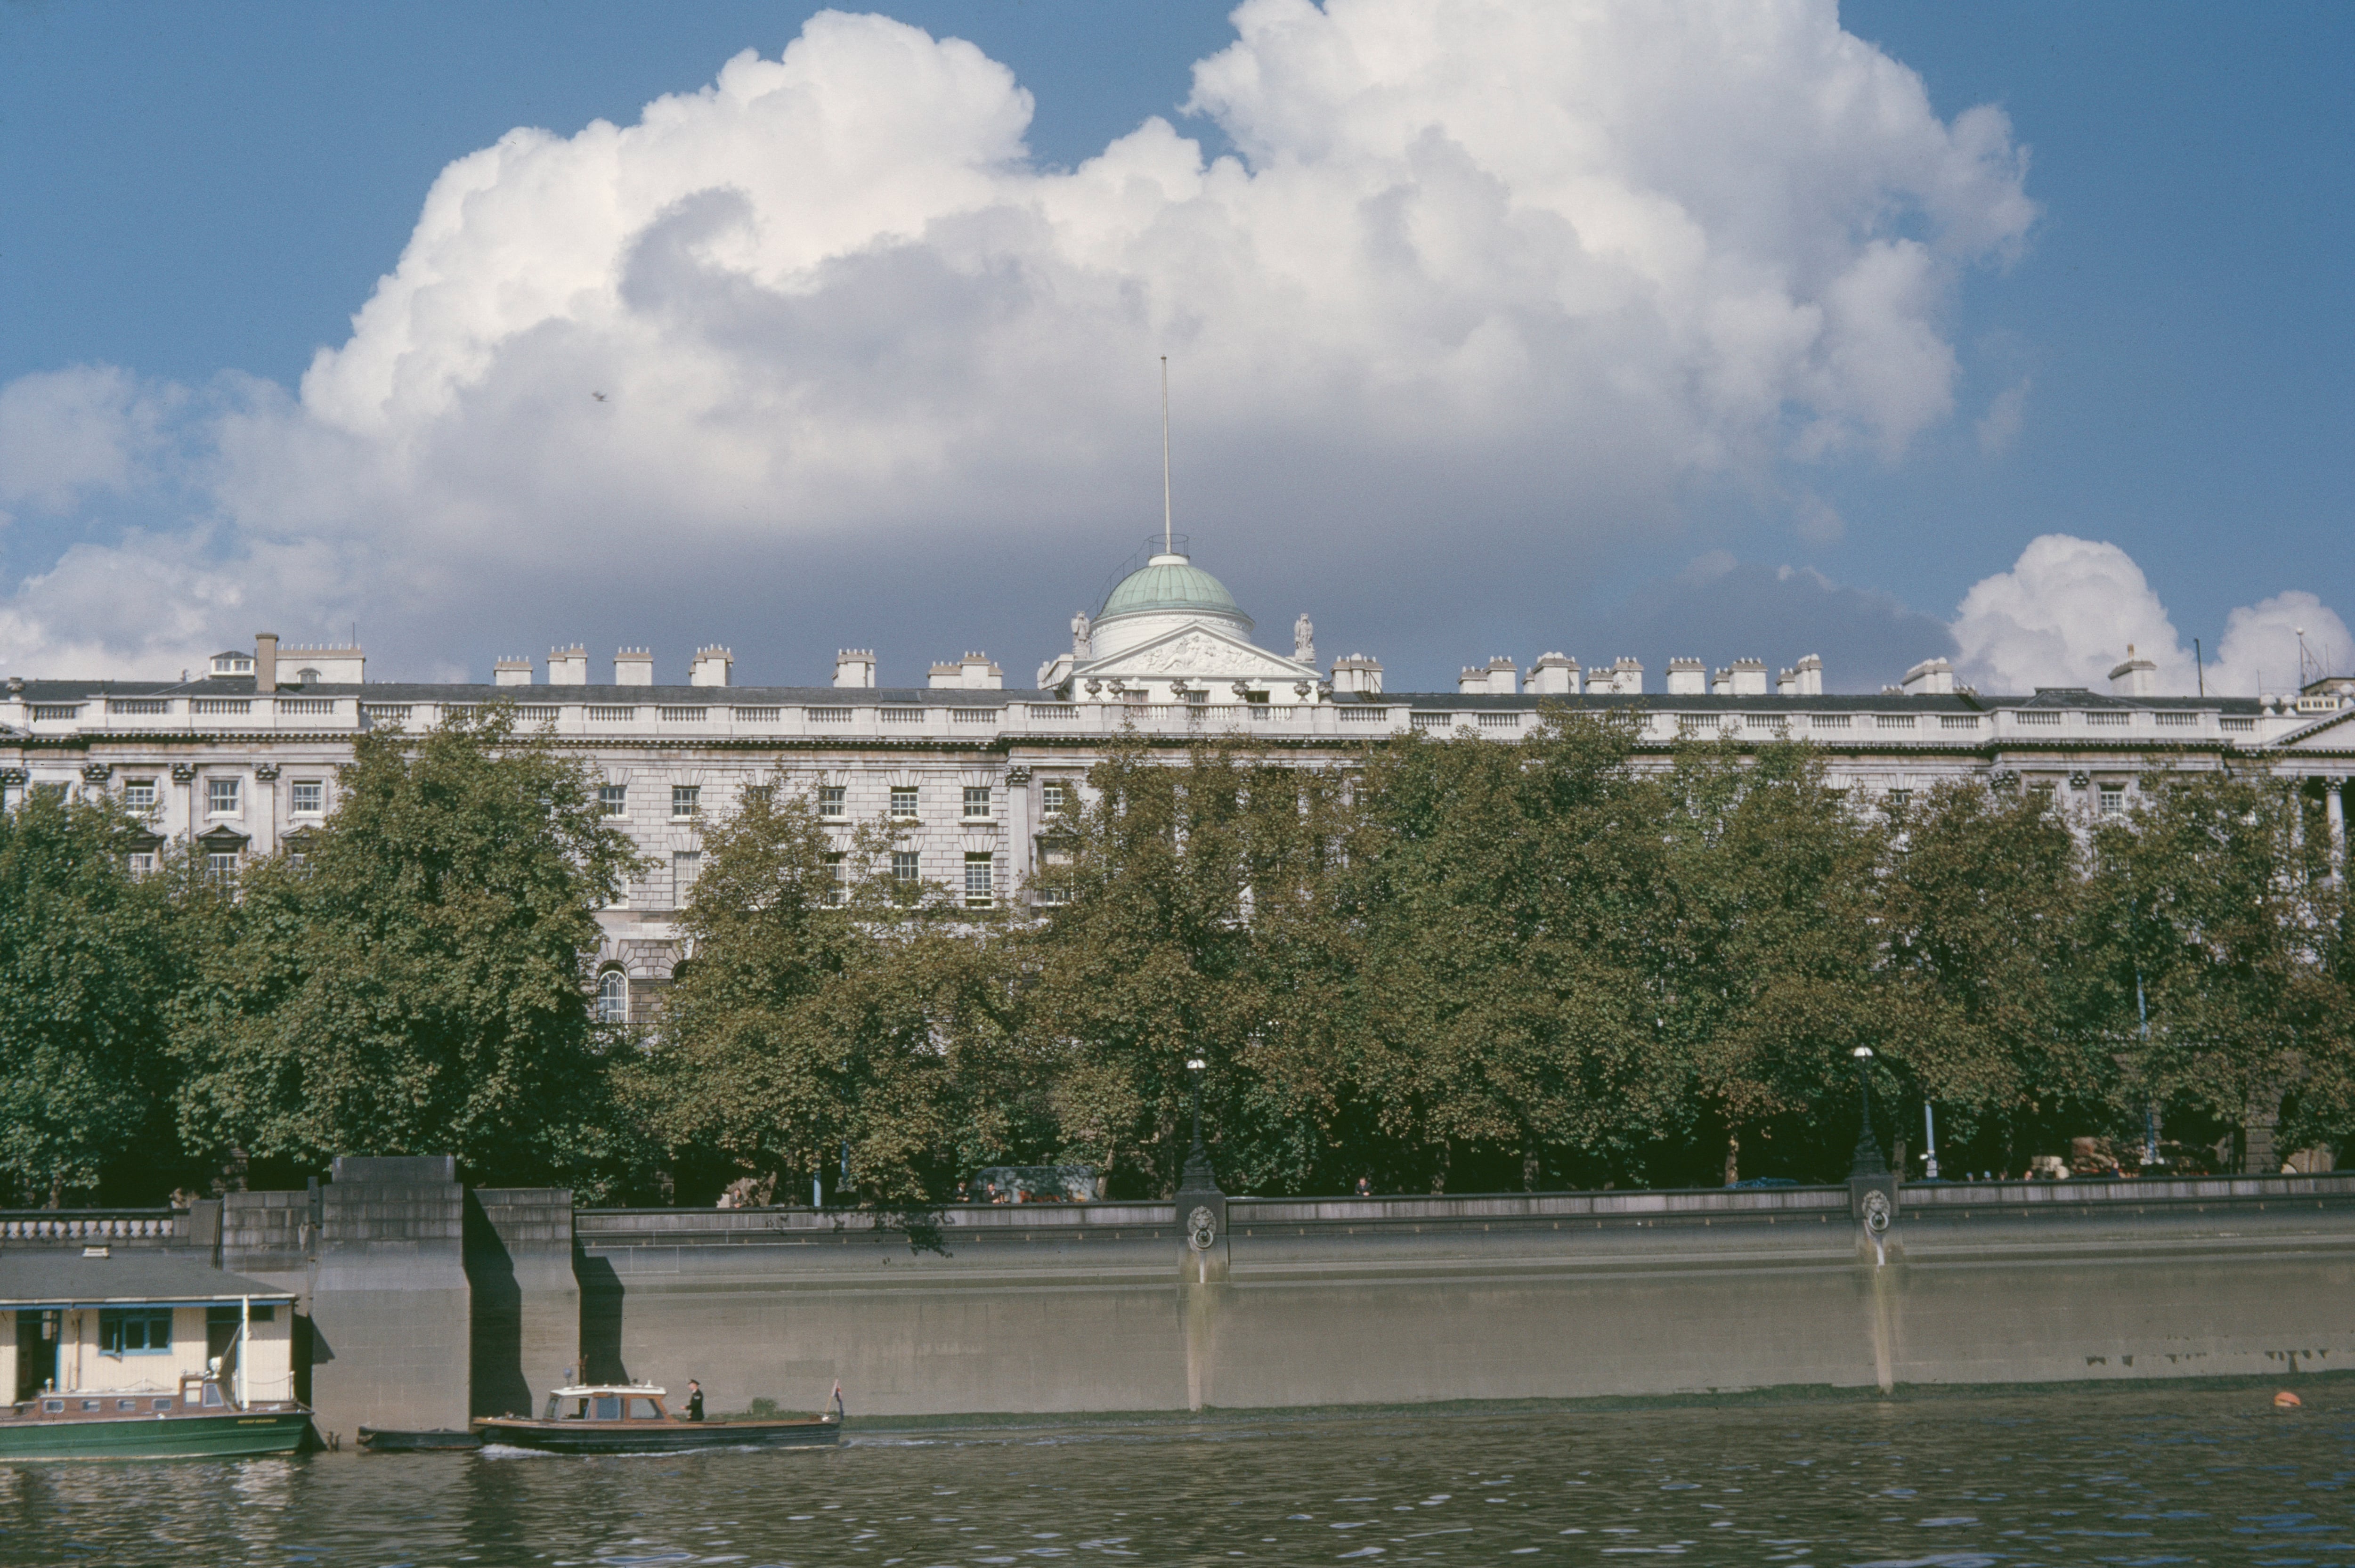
[
  {"xmin": 1849, "ymin": 1046, "xmax": 1888, "ymax": 1179},
  {"xmin": 1181, "ymin": 1056, "xmax": 1213, "ymax": 1189}
]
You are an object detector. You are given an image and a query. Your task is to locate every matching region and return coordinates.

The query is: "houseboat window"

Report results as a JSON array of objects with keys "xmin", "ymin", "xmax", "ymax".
[
  {"xmin": 116, "ymin": 1398, "xmax": 136, "ymax": 1411},
  {"xmin": 593, "ymin": 1395, "xmax": 622, "ymax": 1421},
  {"xmin": 544, "ymin": 1394, "xmax": 560, "ymax": 1419},
  {"xmin": 152, "ymin": 1398, "xmax": 172, "ymax": 1412},
  {"xmin": 628, "ymin": 1397, "xmax": 660, "ymax": 1420},
  {"xmin": 41, "ymin": 1401, "xmax": 62, "ymax": 1414},
  {"xmin": 99, "ymin": 1307, "xmax": 172, "ymax": 1354},
  {"xmin": 81, "ymin": 1399, "xmax": 100, "ymax": 1411},
  {"xmin": 202, "ymin": 1382, "xmax": 226, "ymax": 1407}
]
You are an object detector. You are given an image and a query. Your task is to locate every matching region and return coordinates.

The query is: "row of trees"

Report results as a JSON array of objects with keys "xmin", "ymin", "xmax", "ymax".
[{"xmin": 2, "ymin": 706, "xmax": 2348, "ymax": 1207}]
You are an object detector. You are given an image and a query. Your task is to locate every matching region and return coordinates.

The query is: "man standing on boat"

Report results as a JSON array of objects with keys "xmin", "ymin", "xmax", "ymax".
[{"xmin": 683, "ymin": 1380, "xmax": 705, "ymax": 1421}]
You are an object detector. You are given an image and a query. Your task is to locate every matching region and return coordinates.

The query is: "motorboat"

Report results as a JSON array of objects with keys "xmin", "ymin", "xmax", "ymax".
[{"xmin": 471, "ymin": 1382, "xmax": 840, "ymax": 1454}]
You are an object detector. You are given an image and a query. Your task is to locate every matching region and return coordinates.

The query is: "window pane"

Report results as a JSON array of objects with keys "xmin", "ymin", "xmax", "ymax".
[
  {"xmin": 599, "ymin": 785, "xmax": 628, "ymax": 817},
  {"xmin": 207, "ymin": 778, "xmax": 239, "ymax": 813},
  {"xmin": 291, "ymin": 781, "xmax": 324, "ymax": 813},
  {"xmin": 672, "ymin": 852, "xmax": 701, "ymax": 905},
  {"xmin": 892, "ymin": 851, "xmax": 920, "ymax": 883},
  {"xmin": 1041, "ymin": 782, "xmax": 1066, "ymax": 811},
  {"xmin": 824, "ymin": 852, "xmax": 848, "ymax": 905},
  {"xmin": 123, "ymin": 780, "xmax": 156, "ymax": 809},
  {"xmin": 889, "ymin": 787, "xmax": 918, "ymax": 818},
  {"xmin": 819, "ymin": 786, "xmax": 845, "ymax": 817},
  {"xmin": 963, "ymin": 786, "xmax": 991, "ymax": 818},
  {"xmin": 672, "ymin": 785, "xmax": 701, "ymax": 818},
  {"xmin": 596, "ymin": 971, "xmax": 629, "ymax": 1024},
  {"xmin": 964, "ymin": 853, "xmax": 993, "ymax": 907}
]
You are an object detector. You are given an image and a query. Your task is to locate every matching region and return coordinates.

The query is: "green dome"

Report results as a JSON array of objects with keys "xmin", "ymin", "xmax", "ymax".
[{"xmin": 1097, "ymin": 553, "xmax": 1253, "ymax": 629}]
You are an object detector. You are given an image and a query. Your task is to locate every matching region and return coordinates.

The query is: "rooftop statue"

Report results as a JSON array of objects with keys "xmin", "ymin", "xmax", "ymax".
[{"xmin": 1294, "ymin": 612, "xmax": 1315, "ymax": 664}]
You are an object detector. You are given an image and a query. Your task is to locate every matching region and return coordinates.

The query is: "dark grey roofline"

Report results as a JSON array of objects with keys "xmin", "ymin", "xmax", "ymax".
[
  {"xmin": 10, "ymin": 678, "xmax": 2268, "ymax": 714},
  {"xmin": 0, "ymin": 1252, "xmax": 295, "ymax": 1309}
]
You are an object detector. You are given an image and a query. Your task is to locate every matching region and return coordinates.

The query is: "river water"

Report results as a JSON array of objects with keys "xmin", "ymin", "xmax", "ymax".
[{"xmin": 0, "ymin": 1385, "xmax": 2345, "ymax": 1566}]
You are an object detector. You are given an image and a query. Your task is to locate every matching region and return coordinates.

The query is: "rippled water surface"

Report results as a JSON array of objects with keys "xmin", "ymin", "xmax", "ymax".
[{"xmin": 1, "ymin": 1385, "xmax": 2347, "ymax": 1566}]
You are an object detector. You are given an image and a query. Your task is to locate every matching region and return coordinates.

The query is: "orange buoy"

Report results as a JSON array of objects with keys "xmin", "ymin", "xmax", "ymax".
[{"xmin": 2275, "ymin": 1390, "xmax": 2304, "ymax": 1409}]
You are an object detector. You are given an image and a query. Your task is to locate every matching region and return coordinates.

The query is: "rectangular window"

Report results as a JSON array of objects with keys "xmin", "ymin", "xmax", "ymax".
[
  {"xmin": 290, "ymin": 780, "xmax": 324, "ymax": 815},
  {"xmin": 1041, "ymin": 781, "xmax": 1068, "ymax": 812},
  {"xmin": 671, "ymin": 851, "xmax": 701, "ymax": 905},
  {"xmin": 964, "ymin": 851, "xmax": 994, "ymax": 908},
  {"xmin": 287, "ymin": 852, "xmax": 309, "ymax": 873},
  {"xmin": 122, "ymin": 779, "xmax": 157, "ymax": 812},
  {"xmin": 1039, "ymin": 840, "xmax": 1073, "ymax": 906},
  {"xmin": 1886, "ymin": 788, "xmax": 1912, "ymax": 811},
  {"xmin": 742, "ymin": 784, "xmax": 773, "ymax": 809},
  {"xmin": 890, "ymin": 786, "xmax": 919, "ymax": 819},
  {"xmin": 206, "ymin": 777, "xmax": 240, "ymax": 815},
  {"xmin": 824, "ymin": 851, "xmax": 848, "ymax": 906},
  {"xmin": 671, "ymin": 785, "xmax": 701, "ymax": 819},
  {"xmin": 2098, "ymin": 784, "xmax": 2126, "ymax": 817},
  {"xmin": 127, "ymin": 852, "xmax": 157, "ymax": 876},
  {"xmin": 963, "ymin": 786, "xmax": 992, "ymax": 820},
  {"xmin": 99, "ymin": 1308, "xmax": 172, "ymax": 1356},
  {"xmin": 892, "ymin": 850, "xmax": 921, "ymax": 884},
  {"xmin": 205, "ymin": 851, "xmax": 238, "ymax": 885},
  {"xmin": 819, "ymin": 786, "xmax": 846, "ymax": 819},
  {"xmin": 599, "ymin": 784, "xmax": 628, "ymax": 817}
]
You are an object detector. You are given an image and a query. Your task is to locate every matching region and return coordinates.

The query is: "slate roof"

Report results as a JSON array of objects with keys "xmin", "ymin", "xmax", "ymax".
[{"xmin": 0, "ymin": 1251, "xmax": 293, "ymax": 1309}]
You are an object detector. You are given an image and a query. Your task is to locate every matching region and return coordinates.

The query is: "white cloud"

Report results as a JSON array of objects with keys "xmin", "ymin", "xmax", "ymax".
[
  {"xmin": 0, "ymin": 366, "xmax": 176, "ymax": 515},
  {"xmin": 1975, "ymin": 374, "xmax": 2029, "ymax": 455},
  {"xmin": 1949, "ymin": 534, "xmax": 2349, "ymax": 697},
  {"xmin": 0, "ymin": 1, "xmax": 2037, "ymax": 678}
]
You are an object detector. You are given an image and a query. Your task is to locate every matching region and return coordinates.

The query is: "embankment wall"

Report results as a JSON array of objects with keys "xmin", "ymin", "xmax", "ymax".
[{"xmin": 574, "ymin": 1174, "xmax": 2355, "ymax": 1420}]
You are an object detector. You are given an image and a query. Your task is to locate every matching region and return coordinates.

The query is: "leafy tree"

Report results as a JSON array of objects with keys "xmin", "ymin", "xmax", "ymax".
[
  {"xmin": 1338, "ymin": 708, "xmax": 1680, "ymax": 1191},
  {"xmin": 170, "ymin": 708, "xmax": 644, "ymax": 1186},
  {"xmin": 632, "ymin": 783, "xmax": 1023, "ymax": 1206},
  {"xmin": 1876, "ymin": 777, "xmax": 2115, "ymax": 1174},
  {"xmin": 1649, "ymin": 739, "xmax": 1887, "ymax": 1184},
  {"xmin": 1018, "ymin": 737, "xmax": 1355, "ymax": 1196},
  {"xmin": 0, "ymin": 789, "xmax": 189, "ymax": 1204},
  {"xmin": 2089, "ymin": 769, "xmax": 2351, "ymax": 1170}
]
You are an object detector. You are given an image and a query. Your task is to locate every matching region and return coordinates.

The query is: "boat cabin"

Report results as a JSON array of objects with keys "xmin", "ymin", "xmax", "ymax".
[
  {"xmin": 540, "ymin": 1383, "xmax": 675, "ymax": 1422},
  {"xmin": 1, "ymin": 1252, "xmax": 297, "ymax": 1410}
]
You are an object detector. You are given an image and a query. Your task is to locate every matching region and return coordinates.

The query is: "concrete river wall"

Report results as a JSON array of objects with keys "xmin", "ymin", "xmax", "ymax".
[{"xmin": 10, "ymin": 1164, "xmax": 2355, "ymax": 1438}]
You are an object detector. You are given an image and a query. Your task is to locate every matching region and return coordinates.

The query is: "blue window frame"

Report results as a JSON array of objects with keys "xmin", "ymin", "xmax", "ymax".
[{"xmin": 100, "ymin": 1308, "xmax": 173, "ymax": 1355}]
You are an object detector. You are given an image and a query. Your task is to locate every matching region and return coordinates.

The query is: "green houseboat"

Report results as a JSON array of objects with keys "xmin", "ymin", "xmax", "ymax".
[{"xmin": 0, "ymin": 1251, "xmax": 310, "ymax": 1461}]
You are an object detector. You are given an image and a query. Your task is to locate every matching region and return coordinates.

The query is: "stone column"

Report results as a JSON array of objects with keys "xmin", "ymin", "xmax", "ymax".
[
  {"xmin": 1004, "ymin": 766, "xmax": 1033, "ymax": 896},
  {"xmin": 2328, "ymin": 779, "xmax": 2347, "ymax": 879}
]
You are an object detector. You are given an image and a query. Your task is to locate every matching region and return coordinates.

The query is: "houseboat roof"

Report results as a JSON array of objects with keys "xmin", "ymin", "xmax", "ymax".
[
  {"xmin": 0, "ymin": 1252, "xmax": 296, "ymax": 1311},
  {"xmin": 551, "ymin": 1383, "xmax": 666, "ymax": 1399}
]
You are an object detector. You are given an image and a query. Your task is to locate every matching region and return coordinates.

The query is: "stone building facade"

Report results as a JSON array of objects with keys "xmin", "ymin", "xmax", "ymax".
[{"xmin": 5, "ymin": 548, "xmax": 2352, "ymax": 1021}]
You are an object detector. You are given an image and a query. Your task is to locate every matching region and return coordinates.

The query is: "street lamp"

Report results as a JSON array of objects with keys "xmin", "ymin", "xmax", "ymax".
[
  {"xmin": 1849, "ymin": 1046, "xmax": 1888, "ymax": 1179},
  {"xmin": 1181, "ymin": 1057, "xmax": 1214, "ymax": 1190}
]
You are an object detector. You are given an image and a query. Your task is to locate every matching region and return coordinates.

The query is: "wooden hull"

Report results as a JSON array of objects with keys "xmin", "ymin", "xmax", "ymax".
[
  {"xmin": 358, "ymin": 1426, "xmax": 481, "ymax": 1452},
  {"xmin": 471, "ymin": 1416, "xmax": 839, "ymax": 1455},
  {"xmin": 0, "ymin": 1408, "xmax": 310, "ymax": 1462}
]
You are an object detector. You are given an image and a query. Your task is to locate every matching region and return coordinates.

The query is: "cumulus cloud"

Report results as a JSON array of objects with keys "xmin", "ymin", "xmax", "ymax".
[
  {"xmin": 0, "ymin": 1, "xmax": 2038, "ymax": 681},
  {"xmin": 0, "ymin": 366, "xmax": 178, "ymax": 516},
  {"xmin": 1949, "ymin": 534, "xmax": 2349, "ymax": 698}
]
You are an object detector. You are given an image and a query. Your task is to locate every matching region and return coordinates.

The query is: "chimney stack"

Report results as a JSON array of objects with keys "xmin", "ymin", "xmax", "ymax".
[
  {"xmin": 690, "ymin": 647, "xmax": 733, "ymax": 687},
  {"xmin": 547, "ymin": 645, "xmax": 587, "ymax": 685},
  {"xmin": 2108, "ymin": 645, "xmax": 2158, "ymax": 698},
  {"xmin": 254, "ymin": 633, "xmax": 278, "ymax": 694},
  {"xmin": 1330, "ymin": 654, "xmax": 1384, "ymax": 695},
  {"xmin": 1665, "ymin": 657, "xmax": 1707, "ymax": 696},
  {"xmin": 493, "ymin": 657, "xmax": 533, "ymax": 687},
  {"xmin": 1902, "ymin": 657, "xmax": 1957, "ymax": 697},
  {"xmin": 834, "ymin": 650, "xmax": 876, "ymax": 690},
  {"xmin": 1527, "ymin": 653, "xmax": 1579, "ymax": 695},
  {"xmin": 614, "ymin": 648, "xmax": 654, "ymax": 686}
]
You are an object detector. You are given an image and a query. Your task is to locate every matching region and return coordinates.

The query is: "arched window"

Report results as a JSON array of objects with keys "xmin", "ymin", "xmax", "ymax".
[{"xmin": 595, "ymin": 969, "xmax": 629, "ymax": 1024}]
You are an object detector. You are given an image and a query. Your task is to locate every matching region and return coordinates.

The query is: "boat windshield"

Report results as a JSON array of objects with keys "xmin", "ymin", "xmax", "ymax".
[{"xmin": 593, "ymin": 1395, "xmax": 621, "ymax": 1421}]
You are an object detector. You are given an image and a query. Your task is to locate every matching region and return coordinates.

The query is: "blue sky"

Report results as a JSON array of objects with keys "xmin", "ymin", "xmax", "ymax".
[{"xmin": 0, "ymin": 1, "xmax": 2347, "ymax": 693}]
